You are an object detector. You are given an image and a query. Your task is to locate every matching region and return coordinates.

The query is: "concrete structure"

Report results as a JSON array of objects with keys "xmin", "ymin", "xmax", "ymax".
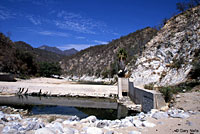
[
  {"xmin": 129, "ymin": 82, "xmax": 165, "ymax": 112},
  {"xmin": 0, "ymin": 81, "xmax": 118, "ymax": 98},
  {"xmin": 118, "ymin": 78, "xmax": 129, "ymax": 99},
  {"xmin": 0, "ymin": 73, "xmax": 16, "ymax": 82},
  {"xmin": 118, "ymin": 78, "xmax": 166, "ymax": 112},
  {"xmin": 0, "ymin": 77, "xmax": 165, "ymax": 112},
  {"xmin": 0, "ymin": 95, "xmax": 128, "ymax": 118}
]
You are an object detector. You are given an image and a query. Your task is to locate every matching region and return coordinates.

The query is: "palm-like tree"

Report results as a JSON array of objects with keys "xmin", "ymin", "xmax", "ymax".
[
  {"xmin": 117, "ymin": 48, "xmax": 127, "ymax": 62},
  {"xmin": 117, "ymin": 48, "xmax": 127, "ymax": 77}
]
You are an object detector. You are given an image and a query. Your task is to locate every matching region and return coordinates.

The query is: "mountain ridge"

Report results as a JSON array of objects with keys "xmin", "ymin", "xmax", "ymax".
[
  {"xmin": 61, "ymin": 27, "xmax": 158, "ymax": 76},
  {"xmin": 38, "ymin": 45, "xmax": 78, "ymax": 56}
]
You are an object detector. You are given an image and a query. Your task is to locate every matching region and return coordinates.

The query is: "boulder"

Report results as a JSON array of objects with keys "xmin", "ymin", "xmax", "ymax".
[
  {"xmin": 128, "ymin": 131, "xmax": 142, "ymax": 134},
  {"xmin": 68, "ymin": 116, "xmax": 80, "ymax": 121},
  {"xmin": 152, "ymin": 112, "xmax": 169, "ymax": 119},
  {"xmin": 2, "ymin": 126, "xmax": 18, "ymax": 134},
  {"xmin": 80, "ymin": 116, "xmax": 97, "ymax": 123},
  {"xmin": 96, "ymin": 120, "xmax": 109, "ymax": 128},
  {"xmin": 52, "ymin": 122, "xmax": 64, "ymax": 133},
  {"xmin": 63, "ymin": 127, "xmax": 75, "ymax": 134},
  {"xmin": 142, "ymin": 121, "xmax": 156, "ymax": 127},
  {"xmin": 105, "ymin": 131, "xmax": 115, "ymax": 134},
  {"xmin": 168, "ymin": 109, "xmax": 190, "ymax": 119},
  {"xmin": 86, "ymin": 127, "xmax": 103, "ymax": 134},
  {"xmin": 35, "ymin": 127, "xmax": 56, "ymax": 134},
  {"xmin": 120, "ymin": 119, "xmax": 133, "ymax": 127},
  {"xmin": 132, "ymin": 120, "xmax": 142, "ymax": 127}
]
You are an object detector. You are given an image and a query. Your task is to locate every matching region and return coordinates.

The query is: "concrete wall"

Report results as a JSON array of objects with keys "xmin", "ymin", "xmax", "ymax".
[
  {"xmin": 118, "ymin": 78, "xmax": 129, "ymax": 99},
  {"xmin": 0, "ymin": 82, "xmax": 118, "ymax": 98},
  {"xmin": 0, "ymin": 73, "xmax": 15, "ymax": 82},
  {"xmin": 128, "ymin": 81, "xmax": 166, "ymax": 112}
]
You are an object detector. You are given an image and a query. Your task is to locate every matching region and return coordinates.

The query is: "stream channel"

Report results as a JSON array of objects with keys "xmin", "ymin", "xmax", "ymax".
[{"xmin": 0, "ymin": 95, "xmax": 138, "ymax": 120}]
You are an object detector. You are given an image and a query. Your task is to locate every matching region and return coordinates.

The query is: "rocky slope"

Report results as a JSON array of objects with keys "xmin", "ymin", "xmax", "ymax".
[
  {"xmin": 61, "ymin": 27, "xmax": 157, "ymax": 76},
  {"xmin": 38, "ymin": 45, "xmax": 78, "ymax": 56},
  {"xmin": 130, "ymin": 5, "xmax": 200, "ymax": 86}
]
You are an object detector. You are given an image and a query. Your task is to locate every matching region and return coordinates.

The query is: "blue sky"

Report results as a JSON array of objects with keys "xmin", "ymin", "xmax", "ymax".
[{"xmin": 0, "ymin": 0, "xmax": 182, "ymax": 51}]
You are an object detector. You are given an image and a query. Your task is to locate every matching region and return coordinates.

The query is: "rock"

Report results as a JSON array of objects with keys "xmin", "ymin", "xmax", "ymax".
[
  {"xmin": 86, "ymin": 127, "xmax": 103, "ymax": 134},
  {"xmin": 63, "ymin": 120, "xmax": 78, "ymax": 125},
  {"xmin": 160, "ymin": 106, "xmax": 169, "ymax": 111},
  {"xmin": 137, "ymin": 112, "xmax": 146, "ymax": 121},
  {"xmin": 1, "ymin": 117, "xmax": 8, "ymax": 122},
  {"xmin": 128, "ymin": 131, "xmax": 142, "ymax": 134},
  {"xmin": 120, "ymin": 119, "xmax": 133, "ymax": 127},
  {"xmin": 152, "ymin": 112, "xmax": 169, "ymax": 119},
  {"xmin": 80, "ymin": 116, "xmax": 97, "ymax": 123},
  {"xmin": 68, "ymin": 116, "xmax": 80, "ymax": 121},
  {"xmin": 35, "ymin": 127, "xmax": 56, "ymax": 134},
  {"xmin": 12, "ymin": 122, "xmax": 22, "ymax": 130},
  {"xmin": 109, "ymin": 119, "xmax": 121, "ymax": 128},
  {"xmin": 105, "ymin": 131, "xmax": 115, "ymax": 134},
  {"xmin": 63, "ymin": 127, "xmax": 75, "ymax": 134},
  {"xmin": 0, "ymin": 111, "xmax": 3, "ymax": 114},
  {"xmin": 157, "ymin": 121, "xmax": 164, "ymax": 125},
  {"xmin": 6, "ymin": 114, "xmax": 22, "ymax": 121},
  {"xmin": 176, "ymin": 95, "xmax": 181, "ymax": 98},
  {"xmin": 96, "ymin": 120, "xmax": 109, "ymax": 128},
  {"xmin": 2, "ymin": 126, "xmax": 18, "ymax": 134},
  {"xmin": 55, "ymin": 118, "xmax": 64, "ymax": 123},
  {"xmin": 170, "ymin": 112, "xmax": 190, "ymax": 119},
  {"xmin": 132, "ymin": 120, "xmax": 142, "ymax": 127},
  {"xmin": 168, "ymin": 109, "xmax": 190, "ymax": 119},
  {"xmin": 86, "ymin": 116, "xmax": 97, "ymax": 123},
  {"xmin": 186, "ymin": 120, "xmax": 192, "ymax": 126},
  {"xmin": 125, "ymin": 116, "xmax": 134, "ymax": 122},
  {"xmin": 0, "ymin": 112, "xmax": 5, "ymax": 119},
  {"xmin": 23, "ymin": 121, "xmax": 45, "ymax": 131},
  {"xmin": 142, "ymin": 121, "xmax": 156, "ymax": 127},
  {"xmin": 52, "ymin": 122, "xmax": 64, "ymax": 133}
]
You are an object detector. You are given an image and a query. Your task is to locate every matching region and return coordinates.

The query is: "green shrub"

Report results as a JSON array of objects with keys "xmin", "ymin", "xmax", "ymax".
[
  {"xmin": 159, "ymin": 81, "xmax": 200, "ymax": 102},
  {"xmin": 159, "ymin": 87, "xmax": 173, "ymax": 102},
  {"xmin": 190, "ymin": 57, "xmax": 200, "ymax": 79},
  {"xmin": 171, "ymin": 57, "xmax": 185, "ymax": 69},
  {"xmin": 38, "ymin": 62, "xmax": 61, "ymax": 77},
  {"xmin": 144, "ymin": 83, "xmax": 155, "ymax": 90}
]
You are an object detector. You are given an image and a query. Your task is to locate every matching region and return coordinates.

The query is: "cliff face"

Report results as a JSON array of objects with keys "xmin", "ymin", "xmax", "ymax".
[
  {"xmin": 130, "ymin": 6, "xmax": 200, "ymax": 86},
  {"xmin": 61, "ymin": 27, "xmax": 157, "ymax": 76}
]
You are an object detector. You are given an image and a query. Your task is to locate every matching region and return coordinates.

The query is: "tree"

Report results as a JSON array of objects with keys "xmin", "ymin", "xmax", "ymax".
[
  {"xmin": 117, "ymin": 48, "xmax": 127, "ymax": 77},
  {"xmin": 38, "ymin": 62, "xmax": 61, "ymax": 77},
  {"xmin": 176, "ymin": 2, "xmax": 187, "ymax": 12},
  {"xmin": 176, "ymin": 0, "xmax": 200, "ymax": 12}
]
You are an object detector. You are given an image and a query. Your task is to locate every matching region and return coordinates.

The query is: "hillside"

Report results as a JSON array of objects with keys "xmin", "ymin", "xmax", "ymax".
[
  {"xmin": 0, "ymin": 33, "xmax": 18, "ymax": 73},
  {"xmin": 130, "ymin": 5, "xmax": 200, "ymax": 86},
  {"xmin": 15, "ymin": 42, "xmax": 64, "ymax": 63},
  {"xmin": 61, "ymin": 27, "xmax": 158, "ymax": 76},
  {"xmin": 38, "ymin": 45, "xmax": 78, "ymax": 56}
]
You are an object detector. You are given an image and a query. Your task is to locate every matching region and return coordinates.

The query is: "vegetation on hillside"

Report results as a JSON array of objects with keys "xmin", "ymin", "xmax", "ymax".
[
  {"xmin": 176, "ymin": 0, "xmax": 200, "ymax": 12},
  {"xmin": 62, "ymin": 27, "xmax": 158, "ymax": 77},
  {"xmin": 0, "ymin": 33, "xmax": 62, "ymax": 78}
]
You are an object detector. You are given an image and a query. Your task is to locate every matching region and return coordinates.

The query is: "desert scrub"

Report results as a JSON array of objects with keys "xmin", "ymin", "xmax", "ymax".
[
  {"xmin": 144, "ymin": 83, "xmax": 155, "ymax": 90},
  {"xmin": 159, "ymin": 80, "xmax": 200, "ymax": 102},
  {"xmin": 47, "ymin": 116, "xmax": 56, "ymax": 123}
]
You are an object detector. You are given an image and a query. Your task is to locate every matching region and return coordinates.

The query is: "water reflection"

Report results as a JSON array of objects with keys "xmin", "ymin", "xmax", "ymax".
[{"xmin": 0, "ymin": 95, "xmax": 131, "ymax": 120}]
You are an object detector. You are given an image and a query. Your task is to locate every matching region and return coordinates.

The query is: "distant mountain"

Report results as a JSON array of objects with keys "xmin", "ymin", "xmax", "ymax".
[
  {"xmin": 38, "ymin": 45, "xmax": 78, "ymax": 56},
  {"xmin": 63, "ymin": 48, "xmax": 78, "ymax": 56},
  {"xmin": 15, "ymin": 42, "xmax": 64, "ymax": 63}
]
